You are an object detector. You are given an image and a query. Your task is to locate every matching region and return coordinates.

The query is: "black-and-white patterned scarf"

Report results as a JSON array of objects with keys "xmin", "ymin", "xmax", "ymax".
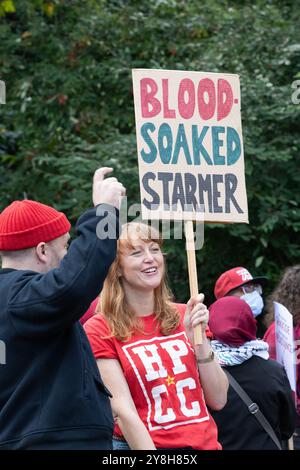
[{"xmin": 211, "ymin": 339, "xmax": 269, "ymax": 366}]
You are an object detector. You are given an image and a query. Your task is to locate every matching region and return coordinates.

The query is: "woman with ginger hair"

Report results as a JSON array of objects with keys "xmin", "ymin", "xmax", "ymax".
[
  {"xmin": 263, "ymin": 265, "xmax": 300, "ymax": 449},
  {"xmin": 84, "ymin": 222, "xmax": 228, "ymax": 450}
]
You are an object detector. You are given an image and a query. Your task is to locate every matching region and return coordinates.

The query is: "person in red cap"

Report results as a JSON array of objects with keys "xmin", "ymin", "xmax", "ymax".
[
  {"xmin": 0, "ymin": 167, "xmax": 125, "ymax": 450},
  {"xmin": 208, "ymin": 296, "xmax": 296, "ymax": 450},
  {"xmin": 214, "ymin": 266, "xmax": 268, "ymax": 319}
]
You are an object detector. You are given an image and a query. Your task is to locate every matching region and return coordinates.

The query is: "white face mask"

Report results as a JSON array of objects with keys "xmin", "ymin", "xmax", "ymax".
[{"xmin": 241, "ymin": 290, "xmax": 264, "ymax": 317}]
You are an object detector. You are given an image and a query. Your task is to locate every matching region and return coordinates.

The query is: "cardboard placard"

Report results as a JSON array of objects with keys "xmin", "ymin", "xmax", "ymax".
[
  {"xmin": 274, "ymin": 301, "xmax": 296, "ymax": 392},
  {"xmin": 132, "ymin": 68, "xmax": 248, "ymax": 223}
]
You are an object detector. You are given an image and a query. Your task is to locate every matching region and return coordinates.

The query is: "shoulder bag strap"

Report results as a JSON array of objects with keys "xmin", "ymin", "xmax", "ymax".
[{"xmin": 223, "ymin": 368, "xmax": 282, "ymax": 450}]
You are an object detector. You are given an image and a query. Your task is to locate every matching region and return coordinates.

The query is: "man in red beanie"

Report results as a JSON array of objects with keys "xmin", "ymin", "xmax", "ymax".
[{"xmin": 0, "ymin": 167, "xmax": 125, "ymax": 450}]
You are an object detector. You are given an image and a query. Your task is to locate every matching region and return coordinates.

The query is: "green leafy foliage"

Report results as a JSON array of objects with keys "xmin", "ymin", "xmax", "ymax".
[{"xmin": 0, "ymin": 0, "xmax": 299, "ymax": 305}]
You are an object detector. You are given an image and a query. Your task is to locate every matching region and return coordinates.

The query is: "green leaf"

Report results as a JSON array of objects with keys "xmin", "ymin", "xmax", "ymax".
[{"xmin": 255, "ymin": 256, "xmax": 264, "ymax": 268}]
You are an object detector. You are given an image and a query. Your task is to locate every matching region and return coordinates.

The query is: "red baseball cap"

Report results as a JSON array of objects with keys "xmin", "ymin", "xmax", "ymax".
[{"xmin": 214, "ymin": 267, "xmax": 268, "ymax": 300}]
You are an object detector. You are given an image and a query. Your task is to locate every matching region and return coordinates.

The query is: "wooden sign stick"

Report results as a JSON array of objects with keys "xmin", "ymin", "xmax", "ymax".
[{"xmin": 184, "ymin": 220, "xmax": 203, "ymax": 345}]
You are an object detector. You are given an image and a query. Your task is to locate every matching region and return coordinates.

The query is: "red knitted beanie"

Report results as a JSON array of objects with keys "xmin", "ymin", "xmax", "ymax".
[{"xmin": 0, "ymin": 200, "xmax": 71, "ymax": 251}]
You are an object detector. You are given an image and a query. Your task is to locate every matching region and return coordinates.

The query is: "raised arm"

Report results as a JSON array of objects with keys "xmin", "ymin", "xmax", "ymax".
[
  {"xmin": 7, "ymin": 168, "xmax": 126, "ymax": 337},
  {"xmin": 97, "ymin": 358, "xmax": 156, "ymax": 450}
]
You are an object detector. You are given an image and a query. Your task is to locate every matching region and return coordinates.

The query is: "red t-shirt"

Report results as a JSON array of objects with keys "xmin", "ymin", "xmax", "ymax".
[{"xmin": 84, "ymin": 303, "xmax": 221, "ymax": 450}]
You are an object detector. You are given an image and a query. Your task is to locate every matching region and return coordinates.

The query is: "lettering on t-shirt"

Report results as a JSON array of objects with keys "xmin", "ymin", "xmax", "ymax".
[{"xmin": 122, "ymin": 332, "xmax": 209, "ymax": 430}]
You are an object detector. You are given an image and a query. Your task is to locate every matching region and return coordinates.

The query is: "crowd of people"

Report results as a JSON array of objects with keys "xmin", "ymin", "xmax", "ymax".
[{"xmin": 0, "ymin": 167, "xmax": 298, "ymax": 450}]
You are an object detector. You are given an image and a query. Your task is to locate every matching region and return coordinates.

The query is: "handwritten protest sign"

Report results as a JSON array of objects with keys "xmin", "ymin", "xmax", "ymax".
[
  {"xmin": 132, "ymin": 69, "xmax": 248, "ymax": 223},
  {"xmin": 274, "ymin": 301, "xmax": 296, "ymax": 392}
]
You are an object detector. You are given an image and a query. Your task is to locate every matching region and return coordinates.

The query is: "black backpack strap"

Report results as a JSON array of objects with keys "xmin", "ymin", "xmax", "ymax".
[{"xmin": 223, "ymin": 368, "xmax": 282, "ymax": 450}]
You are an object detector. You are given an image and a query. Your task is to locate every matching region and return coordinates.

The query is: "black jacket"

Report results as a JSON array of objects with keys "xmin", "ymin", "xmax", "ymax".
[
  {"xmin": 210, "ymin": 356, "xmax": 297, "ymax": 450},
  {"xmin": 0, "ymin": 205, "xmax": 118, "ymax": 449}
]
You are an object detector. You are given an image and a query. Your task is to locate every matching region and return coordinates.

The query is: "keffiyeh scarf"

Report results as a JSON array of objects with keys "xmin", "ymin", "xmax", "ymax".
[{"xmin": 211, "ymin": 339, "xmax": 269, "ymax": 366}]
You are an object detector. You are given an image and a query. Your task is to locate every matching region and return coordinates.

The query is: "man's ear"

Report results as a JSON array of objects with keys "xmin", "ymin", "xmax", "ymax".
[{"xmin": 35, "ymin": 242, "xmax": 48, "ymax": 263}]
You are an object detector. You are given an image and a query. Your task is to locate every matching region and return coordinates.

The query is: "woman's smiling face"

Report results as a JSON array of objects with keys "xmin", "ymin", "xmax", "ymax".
[{"xmin": 118, "ymin": 238, "xmax": 164, "ymax": 293}]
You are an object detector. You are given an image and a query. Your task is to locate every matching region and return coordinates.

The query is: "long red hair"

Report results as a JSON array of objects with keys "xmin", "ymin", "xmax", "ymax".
[{"xmin": 98, "ymin": 222, "xmax": 180, "ymax": 341}]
